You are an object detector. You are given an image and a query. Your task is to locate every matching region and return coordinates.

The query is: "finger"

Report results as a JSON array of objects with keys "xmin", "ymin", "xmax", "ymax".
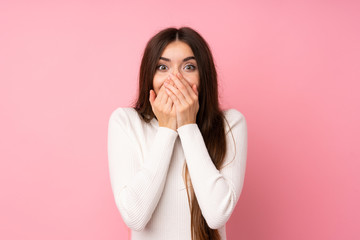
[
  {"xmin": 170, "ymin": 73, "xmax": 195, "ymax": 103},
  {"xmin": 165, "ymin": 80, "xmax": 186, "ymax": 106},
  {"xmin": 164, "ymin": 92, "xmax": 173, "ymax": 110},
  {"xmin": 168, "ymin": 73, "xmax": 189, "ymax": 103},
  {"xmin": 166, "ymin": 75, "xmax": 189, "ymax": 105},
  {"xmin": 177, "ymin": 72, "xmax": 199, "ymax": 100},
  {"xmin": 164, "ymin": 84, "xmax": 181, "ymax": 107},
  {"xmin": 149, "ymin": 89, "xmax": 155, "ymax": 105},
  {"xmin": 166, "ymin": 75, "xmax": 175, "ymax": 87},
  {"xmin": 155, "ymin": 84, "xmax": 166, "ymax": 104},
  {"xmin": 192, "ymin": 84, "xmax": 198, "ymax": 96},
  {"xmin": 160, "ymin": 84, "xmax": 169, "ymax": 105},
  {"xmin": 165, "ymin": 90, "xmax": 172, "ymax": 105}
]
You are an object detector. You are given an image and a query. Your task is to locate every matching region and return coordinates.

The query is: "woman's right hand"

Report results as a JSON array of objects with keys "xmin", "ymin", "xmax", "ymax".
[{"xmin": 149, "ymin": 84, "xmax": 177, "ymax": 131}]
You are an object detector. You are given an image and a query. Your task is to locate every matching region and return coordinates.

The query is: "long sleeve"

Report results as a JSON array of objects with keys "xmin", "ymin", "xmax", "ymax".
[
  {"xmin": 107, "ymin": 108, "xmax": 178, "ymax": 231},
  {"xmin": 177, "ymin": 109, "xmax": 248, "ymax": 229}
]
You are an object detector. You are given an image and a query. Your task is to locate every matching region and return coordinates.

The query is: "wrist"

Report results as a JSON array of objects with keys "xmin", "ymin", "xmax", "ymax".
[
  {"xmin": 159, "ymin": 123, "xmax": 177, "ymax": 131},
  {"xmin": 177, "ymin": 121, "xmax": 196, "ymax": 128}
]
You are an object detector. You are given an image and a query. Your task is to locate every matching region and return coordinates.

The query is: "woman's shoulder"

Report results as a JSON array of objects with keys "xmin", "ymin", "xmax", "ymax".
[
  {"xmin": 108, "ymin": 107, "xmax": 140, "ymax": 129},
  {"xmin": 109, "ymin": 106, "xmax": 137, "ymax": 118},
  {"xmin": 223, "ymin": 108, "xmax": 246, "ymax": 122},
  {"xmin": 222, "ymin": 108, "xmax": 247, "ymax": 132}
]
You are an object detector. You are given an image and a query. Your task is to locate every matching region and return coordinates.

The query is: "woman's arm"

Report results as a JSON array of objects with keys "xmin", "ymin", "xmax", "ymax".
[
  {"xmin": 177, "ymin": 109, "xmax": 248, "ymax": 229},
  {"xmin": 107, "ymin": 108, "xmax": 178, "ymax": 231}
]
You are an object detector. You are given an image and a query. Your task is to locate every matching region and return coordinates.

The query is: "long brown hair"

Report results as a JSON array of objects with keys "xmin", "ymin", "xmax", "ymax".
[{"xmin": 131, "ymin": 26, "xmax": 230, "ymax": 240}]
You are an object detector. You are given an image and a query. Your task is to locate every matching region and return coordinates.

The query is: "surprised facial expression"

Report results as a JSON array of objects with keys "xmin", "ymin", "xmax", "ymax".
[{"xmin": 153, "ymin": 40, "xmax": 200, "ymax": 96}]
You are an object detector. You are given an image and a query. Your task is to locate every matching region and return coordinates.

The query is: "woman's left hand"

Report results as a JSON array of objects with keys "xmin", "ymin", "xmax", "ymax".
[{"xmin": 164, "ymin": 72, "xmax": 199, "ymax": 128}]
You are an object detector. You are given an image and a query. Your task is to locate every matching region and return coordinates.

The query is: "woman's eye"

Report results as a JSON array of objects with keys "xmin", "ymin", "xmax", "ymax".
[
  {"xmin": 184, "ymin": 64, "xmax": 196, "ymax": 70},
  {"xmin": 156, "ymin": 64, "xmax": 196, "ymax": 71},
  {"xmin": 156, "ymin": 64, "xmax": 168, "ymax": 71}
]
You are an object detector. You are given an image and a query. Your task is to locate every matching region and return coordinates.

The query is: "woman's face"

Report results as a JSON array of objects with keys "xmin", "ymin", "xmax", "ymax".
[{"xmin": 153, "ymin": 40, "xmax": 200, "ymax": 95}]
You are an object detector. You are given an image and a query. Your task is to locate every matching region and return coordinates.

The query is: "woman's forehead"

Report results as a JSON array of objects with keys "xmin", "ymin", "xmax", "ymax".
[{"xmin": 160, "ymin": 41, "xmax": 194, "ymax": 59}]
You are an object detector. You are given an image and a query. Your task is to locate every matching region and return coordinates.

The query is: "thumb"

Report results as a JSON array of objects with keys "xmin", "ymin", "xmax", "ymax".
[
  {"xmin": 193, "ymin": 85, "xmax": 198, "ymax": 95},
  {"xmin": 149, "ymin": 90, "xmax": 155, "ymax": 105}
]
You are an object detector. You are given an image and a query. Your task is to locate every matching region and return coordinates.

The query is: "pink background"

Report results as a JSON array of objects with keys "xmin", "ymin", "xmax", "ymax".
[{"xmin": 1, "ymin": 0, "xmax": 359, "ymax": 239}]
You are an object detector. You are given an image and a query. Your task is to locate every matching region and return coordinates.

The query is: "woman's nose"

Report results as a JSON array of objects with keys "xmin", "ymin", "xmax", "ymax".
[
  {"xmin": 171, "ymin": 69, "xmax": 179, "ymax": 76},
  {"xmin": 171, "ymin": 65, "xmax": 181, "ymax": 75}
]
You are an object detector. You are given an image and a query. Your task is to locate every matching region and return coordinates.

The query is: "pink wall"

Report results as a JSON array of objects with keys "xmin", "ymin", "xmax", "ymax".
[{"xmin": 1, "ymin": 0, "xmax": 359, "ymax": 239}]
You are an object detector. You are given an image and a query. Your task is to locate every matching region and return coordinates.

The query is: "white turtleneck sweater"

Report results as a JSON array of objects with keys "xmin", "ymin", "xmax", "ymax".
[{"xmin": 107, "ymin": 107, "xmax": 247, "ymax": 240}]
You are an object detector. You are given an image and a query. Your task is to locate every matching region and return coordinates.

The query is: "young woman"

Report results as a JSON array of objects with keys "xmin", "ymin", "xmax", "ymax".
[{"xmin": 108, "ymin": 26, "xmax": 248, "ymax": 240}]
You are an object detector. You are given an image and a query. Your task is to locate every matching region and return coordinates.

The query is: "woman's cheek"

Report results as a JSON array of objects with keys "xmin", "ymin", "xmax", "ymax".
[
  {"xmin": 153, "ymin": 75, "xmax": 165, "ymax": 94},
  {"xmin": 185, "ymin": 77, "xmax": 197, "ymax": 87},
  {"xmin": 182, "ymin": 72, "xmax": 199, "ymax": 85}
]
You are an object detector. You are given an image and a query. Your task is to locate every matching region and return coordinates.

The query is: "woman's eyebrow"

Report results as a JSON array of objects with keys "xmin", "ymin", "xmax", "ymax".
[{"xmin": 159, "ymin": 56, "xmax": 196, "ymax": 62}]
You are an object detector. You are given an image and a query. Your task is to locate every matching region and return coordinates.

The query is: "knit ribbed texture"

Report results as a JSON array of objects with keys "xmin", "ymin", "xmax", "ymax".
[{"xmin": 107, "ymin": 107, "xmax": 247, "ymax": 240}]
